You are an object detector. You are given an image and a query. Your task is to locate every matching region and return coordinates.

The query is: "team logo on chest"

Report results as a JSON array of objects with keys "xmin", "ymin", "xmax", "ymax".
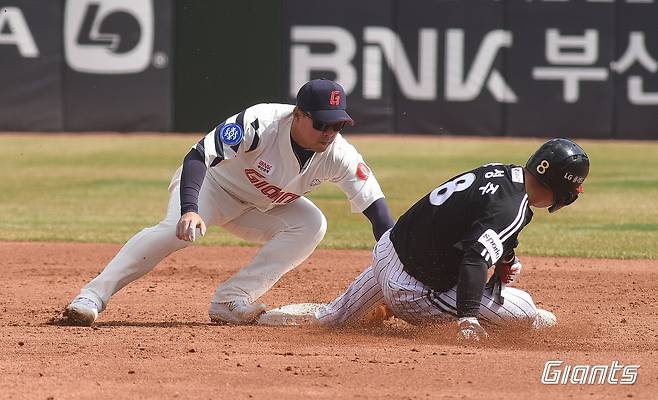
[
  {"xmin": 244, "ymin": 169, "xmax": 300, "ymax": 204},
  {"xmin": 220, "ymin": 123, "xmax": 243, "ymax": 146},
  {"xmin": 256, "ymin": 159, "xmax": 275, "ymax": 176}
]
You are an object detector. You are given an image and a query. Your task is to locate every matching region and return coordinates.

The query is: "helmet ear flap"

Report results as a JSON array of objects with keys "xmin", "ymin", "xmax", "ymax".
[{"xmin": 548, "ymin": 189, "xmax": 579, "ymax": 213}]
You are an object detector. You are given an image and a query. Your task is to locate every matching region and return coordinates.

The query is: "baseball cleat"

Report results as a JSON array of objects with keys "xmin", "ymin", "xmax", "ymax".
[
  {"xmin": 533, "ymin": 308, "xmax": 557, "ymax": 329},
  {"xmin": 256, "ymin": 303, "xmax": 323, "ymax": 326},
  {"xmin": 209, "ymin": 300, "xmax": 266, "ymax": 325},
  {"xmin": 64, "ymin": 297, "xmax": 99, "ymax": 326}
]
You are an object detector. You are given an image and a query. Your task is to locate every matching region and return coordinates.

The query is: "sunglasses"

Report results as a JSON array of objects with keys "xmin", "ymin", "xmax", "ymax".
[{"xmin": 302, "ymin": 111, "xmax": 348, "ymax": 132}]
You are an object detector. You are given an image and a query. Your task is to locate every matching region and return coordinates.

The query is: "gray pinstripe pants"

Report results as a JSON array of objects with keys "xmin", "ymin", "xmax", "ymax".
[{"xmin": 316, "ymin": 229, "xmax": 539, "ymax": 327}]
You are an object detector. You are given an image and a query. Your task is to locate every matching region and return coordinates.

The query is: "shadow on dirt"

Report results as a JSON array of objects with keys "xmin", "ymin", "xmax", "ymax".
[
  {"xmin": 308, "ymin": 316, "xmax": 604, "ymax": 351},
  {"xmin": 46, "ymin": 316, "xmax": 211, "ymax": 328}
]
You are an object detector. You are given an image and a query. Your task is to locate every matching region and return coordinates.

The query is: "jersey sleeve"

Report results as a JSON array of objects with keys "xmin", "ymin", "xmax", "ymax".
[
  {"xmin": 193, "ymin": 107, "xmax": 261, "ymax": 167},
  {"xmin": 456, "ymin": 193, "xmax": 530, "ymax": 268},
  {"xmin": 328, "ymin": 137, "xmax": 385, "ymax": 213}
]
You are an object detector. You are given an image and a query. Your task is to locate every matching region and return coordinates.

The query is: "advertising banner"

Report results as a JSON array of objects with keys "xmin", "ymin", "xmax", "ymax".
[
  {"xmin": 613, "ymin": 1, "xmax": 658, "ymax": 139},
  {"xmin": 285, "ymin": 0, "xmax": 395, "ymax": 133},
  {"xmin": 63, "ymin": 0, "xmax": 172, "ymax": 131},
  {"xmin": 394, "ymin": 0, "xmax": 504, "ymax": 136},
  {"xmin": 1, "ymin": 0, "xmax": 657, "ymax": 138},
  {"xmin": 0, "ymin": 1, "xmax": 63, "ymax": 130},
  {"xmin": 505, "ymin": 1, "xmax": 615, "ymax": 138},
  {"xmin": 284, "ymin": 0, "xmax": 658, "ymax": 139}
]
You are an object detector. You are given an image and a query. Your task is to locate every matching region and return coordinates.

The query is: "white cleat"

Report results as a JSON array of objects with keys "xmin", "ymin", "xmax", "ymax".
[
  {"xmin": 256, "ymin": 303, "xmax": 323, "ymax": 326},
  {"xmin": 209, "ymin": 300, "xmax": 266, "ymax": 325},
  {"xmin": 533, "ymin": 308, "xmax": 557, "ymax": 329},
  {"xmin": 64, "ymin": 297, "xmax": 99, "ymax": 326}
]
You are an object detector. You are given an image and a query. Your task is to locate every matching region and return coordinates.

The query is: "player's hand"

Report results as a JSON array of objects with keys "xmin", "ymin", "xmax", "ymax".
[
  {"xmin": 457, "ymin": 317, "xmax": 488, "ymax": 341},
  {"xmin": 496, "ymin": 256, "xmax": 522, "ymax": 286},
  {"xmin": 176, "ymin": 212, "xmax": 207, "ymax": 242}
]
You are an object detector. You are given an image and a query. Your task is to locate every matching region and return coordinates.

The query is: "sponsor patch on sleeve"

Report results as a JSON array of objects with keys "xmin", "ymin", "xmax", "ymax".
[
  {"xmin": 356, "ymin": 163, "xmax": 370, "ymax": 180},
  {"xmin": 219, "ymin": 123, "xmax": 244, "ymax": 146},
  {"xmin": 512, "ymin": 167, "xmax": 524, "ymax": 184},
  {"xmin": 477, "ymin": 229, "xmax": 504, "ymax": 263}
]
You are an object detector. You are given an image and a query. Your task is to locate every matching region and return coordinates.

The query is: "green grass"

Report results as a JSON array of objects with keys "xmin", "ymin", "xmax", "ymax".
[{"xmin": 1, "ymin": 134, "xmax": 656, "ymax": 259}]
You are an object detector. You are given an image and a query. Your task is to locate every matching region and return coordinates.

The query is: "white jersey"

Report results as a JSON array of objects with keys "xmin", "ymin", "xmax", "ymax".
[{"xmin": 195, "ymin": 103, "xmax": 384, "ymax": 213}]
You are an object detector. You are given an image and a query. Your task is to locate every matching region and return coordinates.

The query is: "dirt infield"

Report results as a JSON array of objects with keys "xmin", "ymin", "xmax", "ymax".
[{"xmin": 1, "ymin": 242, "xmax": 656, "ymax": 399}]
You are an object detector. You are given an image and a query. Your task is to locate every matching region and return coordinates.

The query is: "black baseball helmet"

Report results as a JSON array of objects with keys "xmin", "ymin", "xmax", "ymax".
[{"xmin": 526, "ymin": 138, "xmax": 590, "ymax": 213}]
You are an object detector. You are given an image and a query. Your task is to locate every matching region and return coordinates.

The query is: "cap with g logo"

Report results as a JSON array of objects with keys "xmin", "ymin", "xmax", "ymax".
[{"xmin": 296, "ymin": 79, "xmax": 354, "ymax": 126}]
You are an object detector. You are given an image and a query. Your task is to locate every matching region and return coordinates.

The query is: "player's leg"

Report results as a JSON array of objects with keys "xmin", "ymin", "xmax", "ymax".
[
  {"xmin": 315, "ymin": 264, "xmax": 386, "ymax": 326},
  {"xmin": 372, "ymin": 234, "xmax": 453, "ymax": 326},
  {"xmin": 314, "ymin": 229, "xmax": 412, "ymax": 327},
  {"xmin": 209, "ymin": 197, "xmax": 326, "ymax": 323},
  {"xmin": 370, "ymin": 233, "xmax": 554, "ymax": 329},
  {"xmin": 429, "ymin": 285, "xmax": 554, "ymax": 328},
  {"xmin": 65, "ymin": 168, "xmax": 226, "ymax": 324}
]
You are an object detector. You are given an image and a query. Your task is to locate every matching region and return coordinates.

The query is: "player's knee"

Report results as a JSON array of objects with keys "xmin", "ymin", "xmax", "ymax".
[
  {"xmin": 496, "ymin": 287, "xmax": 540, "ymax": 322},
  {"xmin": 283, "ymin": 203, "xmax": 326, "ymax": 244},
  {"xmin": 306, "ymin": 212, "xmax": 327, "ymax": 244}
]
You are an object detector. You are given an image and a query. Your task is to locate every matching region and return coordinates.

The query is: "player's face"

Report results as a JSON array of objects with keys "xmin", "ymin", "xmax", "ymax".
[
  {"xmin": 302, "ymin": 111, "xmax": 349, "ymax": 134},
  {"xmin": 532, "ymin": 186, "xmax": 555, "ymax": 209},
  {"xmin": 534, "ymin": 192, "xmax": 555, "ymax": 208},
  {"xmin": 293, "ymin": 110, "xmax": 346, "ymax": 152}
]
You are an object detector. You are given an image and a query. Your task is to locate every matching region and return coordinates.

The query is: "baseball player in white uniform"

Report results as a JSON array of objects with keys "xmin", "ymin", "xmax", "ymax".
[{"xmin": 64, "ymin": 79, "xmax": 394, "ymax": 326}]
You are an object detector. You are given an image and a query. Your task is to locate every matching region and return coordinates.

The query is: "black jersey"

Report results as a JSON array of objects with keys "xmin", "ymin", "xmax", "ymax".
[{"xmin": 390, "ymin": 163, "xmax": 533, "ymax": 293}]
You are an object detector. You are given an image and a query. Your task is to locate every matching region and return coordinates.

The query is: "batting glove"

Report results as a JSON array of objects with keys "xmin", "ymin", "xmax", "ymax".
[
  {"xmin": 457, "ymin": 317, "xmax": 488, "ymax": 341},
  {"xmin": 495, "ymin": 256, "xmax": 522, "ymax": 286}
]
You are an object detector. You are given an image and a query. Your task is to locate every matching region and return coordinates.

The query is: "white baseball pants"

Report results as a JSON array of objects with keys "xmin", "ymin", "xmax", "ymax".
[
  {"xmin": 316, "ymin": 229, "xmax": 539, "ymax": 327},
  {"xmin": 76, "ymin": 167, "xmax": 326, "ymax": 311}
]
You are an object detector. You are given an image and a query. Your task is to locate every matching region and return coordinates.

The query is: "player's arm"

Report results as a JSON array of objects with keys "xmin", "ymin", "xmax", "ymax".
[
  {"xmin": 330, "ymin": 139, "xmax": 391, "ymax": 241},
  {"xmin": 456, "ymin": 224, "xmax": 515, "ymax": 320},
  {"xmin": 455, "ymin": 235, "xmax": 520, "ymax": 340},
  {"xmin": 456, "ymin": 249, "xmax": 489, "ymax": 319},
  {"xmin": 180, "ymin": 148, "xmax": 207, "ymax": 215},
  {"xmin": 457, "ymin": 195, "xmax": 529, "ymax": 339},
  {"xmin": 455, "ymin": 249, "xmax": 490, "ymax": 341},
  {"xmin": 177, "ymin": 120, "xmax": 229, "ymax": 241},
  {"xmin": 177, "ymin": 147, "xmax": 208, "ymax": 242},
  {"xmin": 361, "ymin": 198, "xmax": 394, "ymax": 240},
  {"xmin": 177, "ymin": 108, "xmax": 259, "ymax": 242}
]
